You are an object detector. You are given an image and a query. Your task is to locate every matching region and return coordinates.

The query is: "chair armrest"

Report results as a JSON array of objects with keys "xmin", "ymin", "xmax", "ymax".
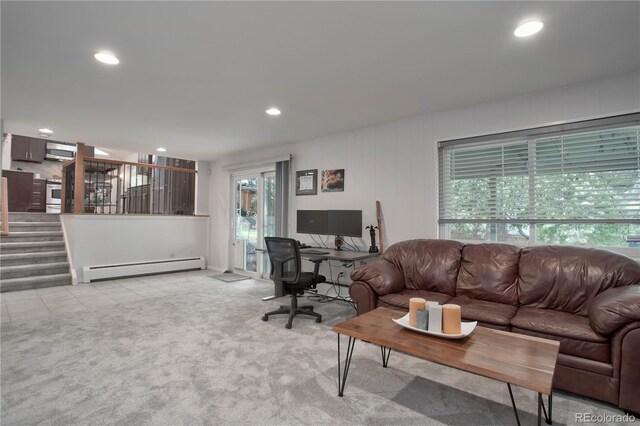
[
  {"xmin": 306, "ymin": 257, "xmax": 328, "ymax": 277},
  {"xmin": 350, "ymin": 260, "xmax": 404, "ymax": 296},
  {"xmin": 589, "ymin": 285, "xmax": 640, "ymax": 336},
  {"xmin": 272, "ymin": 255, "xmax": 297, "ymax": 281}
]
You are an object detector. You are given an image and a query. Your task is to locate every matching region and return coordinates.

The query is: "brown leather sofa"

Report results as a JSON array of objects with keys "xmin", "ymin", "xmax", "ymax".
[{"xmin": 349, "ymin": 239, "xmax": 640, "ymax": 413}]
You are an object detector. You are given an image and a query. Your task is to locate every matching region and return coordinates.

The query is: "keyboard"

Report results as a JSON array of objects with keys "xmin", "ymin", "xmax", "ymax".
[{"xmin": 302, "ymin": 250, "xmax": 330, "ymax": 255}]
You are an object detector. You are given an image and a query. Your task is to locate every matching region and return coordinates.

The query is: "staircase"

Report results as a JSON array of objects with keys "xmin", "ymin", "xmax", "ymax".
[{"xmin": 0, "ymin": 213, "xmax": 72, "ymax": 292}]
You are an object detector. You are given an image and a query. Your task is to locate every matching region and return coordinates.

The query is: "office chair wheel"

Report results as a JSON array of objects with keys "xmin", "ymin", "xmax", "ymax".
[
  {"xmin": 316, "ymin": 318, "xmax": 322, "ymax": 323},
  {"xmin": 262, "ymin": 315, "xmax": 268, "ymax": 321},
  {"xmin": 285, "ymin": 323, "xmax": 292, "ymax": 329}
]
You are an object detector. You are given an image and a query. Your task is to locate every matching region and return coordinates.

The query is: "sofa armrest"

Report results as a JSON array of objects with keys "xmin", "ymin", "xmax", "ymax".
[
  {"xmin": 349, "ymin": 281, "xmax": 379, "ymax": 316},
  {"xmin": 350, "ymin": 260, "xmax": 404, "ymax": 296},
  {"xmin": 589, "ymin": 285, "xmax": 640, "ymax": 336},
  {"xmin": 617, "ymin": 325, "xmax": 640, "ymax": 413}
]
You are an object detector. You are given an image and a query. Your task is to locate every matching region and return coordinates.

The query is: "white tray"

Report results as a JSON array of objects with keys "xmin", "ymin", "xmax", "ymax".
[{"xmin": 393, "ymin": 313, "xmax": 477, "ymax": 339}]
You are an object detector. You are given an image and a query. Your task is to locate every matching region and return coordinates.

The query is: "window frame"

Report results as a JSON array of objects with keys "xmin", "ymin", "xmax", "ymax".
[{"xmin": 437, "ymin": 113, "xmax": 640, "ymax": 258}]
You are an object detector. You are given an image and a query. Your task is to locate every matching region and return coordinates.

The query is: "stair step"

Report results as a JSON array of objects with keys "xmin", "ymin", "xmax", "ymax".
[
  {"xmin": 0, "ymin": 251, "xmax": 68, "ymax": 266},
  {"xmin": 0, "ymin": 231, "xmax": 63, "ymax": 242},
  {"xmin": 0, "ymin": 241, "xmax": 66, "ymax": 254},
  {"xmin": 8, "ymin": 222, "xmax": 62, "ymax": 232},
  {"xmin": 1, "ymin": 262, "xmax": 70, "ymax": 279},
  {"xmin": 0, "ymin": 273, "xmax": 72, "ymax": 292},
  {"xmin": 7, "ymin": 213, "xmax": 60, "ymax": 223}
]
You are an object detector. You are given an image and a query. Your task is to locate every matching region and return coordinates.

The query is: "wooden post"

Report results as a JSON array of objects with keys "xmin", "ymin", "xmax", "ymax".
[
  {"xmin": 1, "ymin": 177, "xmax": 9, "ymax": 235},
  {"xmin": 74, "ymin": 143, "xmax": 85, "ymax": 214},
  {"xmin": 60, "ymin": 161, "xmax": 68, "ymax": 214}
]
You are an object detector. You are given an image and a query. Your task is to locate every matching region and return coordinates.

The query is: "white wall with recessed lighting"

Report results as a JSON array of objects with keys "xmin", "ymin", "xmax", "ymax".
[{"xmin": 209, "ymin": 71, "xmax": 640, "ymax": 273}]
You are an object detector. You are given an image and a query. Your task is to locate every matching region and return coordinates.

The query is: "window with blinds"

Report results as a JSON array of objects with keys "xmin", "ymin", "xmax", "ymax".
[{"xmin": 438, "ymin": 116, "xmax": 640, "ymax": 248}]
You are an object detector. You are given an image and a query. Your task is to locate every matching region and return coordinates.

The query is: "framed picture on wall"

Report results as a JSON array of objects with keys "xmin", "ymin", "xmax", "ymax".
[
  {"xmin": 296, "ymin": 169, "xmax": 317, "ymax": 195},
  {"xmin": 321, "ymin": 169, "xmax": 345, "ymax": 192}
]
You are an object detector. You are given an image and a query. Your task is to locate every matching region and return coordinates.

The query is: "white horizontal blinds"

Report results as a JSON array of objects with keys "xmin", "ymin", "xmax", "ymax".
[
  {"xmin": 439, "ymin": 123, "xmax": 640, "ymax": 224},
  {"xmin": 439, "ymin": 140, "xmax": 529, "ymax": 222},
  {"xmin": 534, "ymin": 126, "xmax": 640, "ymax": 221}
]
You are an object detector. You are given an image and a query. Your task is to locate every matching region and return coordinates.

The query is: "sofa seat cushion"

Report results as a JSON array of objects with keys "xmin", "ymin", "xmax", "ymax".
[
  {"xmin": 448, "ymin": 296, "xmax": 518, "ymax": 326},
  {"xmin": 512, "ymin": 327, "xmax": 610, "ymax": 364},
  {"xmin": 378, "ymin": 289, "xmax": 452, "ymax": 311},
  {"xmin": 511, "ymin": 307, "xmax": 610, "ymax": 363},
  {"xmin": 512, "ymin": 307, "xmax": 606, "ymax": 342},
  {"xmin": 557, "ymin": 353, "xmax": 613, "ymax": 377}
]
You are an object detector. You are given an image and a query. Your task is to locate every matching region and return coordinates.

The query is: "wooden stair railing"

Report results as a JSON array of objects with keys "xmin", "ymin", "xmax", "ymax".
[{"xmin": 1, "ymin": 177, "xmax": 9, "ymax": 236}]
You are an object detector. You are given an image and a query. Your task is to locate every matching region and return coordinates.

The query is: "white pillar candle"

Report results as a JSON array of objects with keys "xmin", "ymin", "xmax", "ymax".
[{"xmin": 428, "ymin": 303, "xmax": 443, "ymax": 334}]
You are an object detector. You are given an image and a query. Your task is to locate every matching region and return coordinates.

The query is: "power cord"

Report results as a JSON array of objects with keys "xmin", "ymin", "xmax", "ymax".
[
  {"xmin": 310, "ymin": 234, "xmax": 323, "ymax": 248},
  {"xmin": 343, "ymin": 239, "xmax": 358, "ymax": 251},
  {"xmin": 349, "ymin": 237, "xmax": 362, "ymax": 252},
  {"xmin": 306, "ymin": 263, "xmax": 355, "ymax": 308},
  {"xmin": 317, "ymin": 235, "xmax": 330, "ymax": 248}
]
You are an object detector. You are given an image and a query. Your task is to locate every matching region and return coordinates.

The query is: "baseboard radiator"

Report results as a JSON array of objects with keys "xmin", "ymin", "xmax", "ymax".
[{"xmin": 82, "ymin": 257, "xmax": 205, "ymax": 283}]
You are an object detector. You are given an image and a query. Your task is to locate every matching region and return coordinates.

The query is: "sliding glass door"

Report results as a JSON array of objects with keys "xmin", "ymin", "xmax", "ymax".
[
  {"xmin": 231, "ymin": 170, "xmax": 276, "ymax": 278},
  {"xmin": 262, "ymin": 172, "xmax": 276, "ymax": 277}
]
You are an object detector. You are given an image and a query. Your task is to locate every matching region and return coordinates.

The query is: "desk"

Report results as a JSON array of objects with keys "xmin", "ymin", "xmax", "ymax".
[
  {"xmin": 299, "ymin": 247, "xmax": 379, "ymax": 263},
  {"xmin": 259, "ymin": 247, "xmax": 378, "ymax": 300}
]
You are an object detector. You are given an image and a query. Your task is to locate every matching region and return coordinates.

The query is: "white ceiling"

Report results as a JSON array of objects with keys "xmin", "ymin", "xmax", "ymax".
[{"xmin": 2, "ymin": 1, "xmax": 639, "ymax": 161}]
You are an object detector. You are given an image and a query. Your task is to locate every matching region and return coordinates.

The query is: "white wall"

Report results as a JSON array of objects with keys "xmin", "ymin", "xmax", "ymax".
[
  {"xmin": 209, "ymin": 71, "xmax": 640, "ymax": 270},
  {"xmin": 61, "ymin": 215, "xmax": 210, "ymax": 283},
  {"xmin": 195, "ymin": 161, "xmax": 210, "ymax": 215}
]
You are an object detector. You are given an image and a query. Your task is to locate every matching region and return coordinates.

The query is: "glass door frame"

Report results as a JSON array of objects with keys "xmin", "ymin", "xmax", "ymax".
[{"xmin": 229, "ymin": 167, "xmax": 275, "ymax": 279}]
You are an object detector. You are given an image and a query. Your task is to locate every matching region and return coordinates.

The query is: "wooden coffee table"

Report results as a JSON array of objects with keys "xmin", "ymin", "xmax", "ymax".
[{"xmin": 332, "ymin": 307, "xmax": 559, "ymax": 426}]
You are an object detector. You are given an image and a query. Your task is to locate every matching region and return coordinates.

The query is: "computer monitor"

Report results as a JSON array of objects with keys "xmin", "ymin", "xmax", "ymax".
[
  {"xmin": 328, "ymin": 210, "xmax": 362, "ymax": 237},
  {"xmin": 296, "ymin": 210, "xmax": 329, "ymax": 235}
]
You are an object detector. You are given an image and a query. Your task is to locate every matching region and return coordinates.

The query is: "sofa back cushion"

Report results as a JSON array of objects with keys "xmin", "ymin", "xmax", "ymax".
[
  {"xmin": 456, "ymin": 243, "xmax": 521, "ymax": 305},
  {"xmin": 382, "ymin": 239, "xmax": 463, "ymax": 296},
  {"xmin": 518, "ymin": 246, "xmax": 640, "ymax": 316}
]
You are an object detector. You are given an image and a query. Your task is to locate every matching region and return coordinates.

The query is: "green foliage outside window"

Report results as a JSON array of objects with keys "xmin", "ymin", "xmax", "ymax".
[{"xmin": 443, "ymin": 125, "xmax": 640, "ymax": 248}]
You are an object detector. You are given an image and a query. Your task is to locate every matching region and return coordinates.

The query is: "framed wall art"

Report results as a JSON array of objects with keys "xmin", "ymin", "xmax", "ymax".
[
  {"xmin": 321, "ymin": 169, "xmax": 344, "ymax": 192},
  {"xmin": 296, "ymin": 169, "xmax": 317, "ymax": 195}
]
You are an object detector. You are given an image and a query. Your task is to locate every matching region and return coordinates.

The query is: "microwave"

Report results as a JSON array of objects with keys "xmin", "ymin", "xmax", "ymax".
[{"xmin": 45, "ymin": 142, "xmax": 76, "ymax": 161}]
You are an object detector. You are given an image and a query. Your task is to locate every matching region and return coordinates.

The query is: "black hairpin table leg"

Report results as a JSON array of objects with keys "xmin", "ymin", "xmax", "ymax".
[
  {"xmin": 540, "ymin": 391, "xmax": 552, "ymax": 425},
  {"xmin": 380, "ymin": 346, "xmax": 391, "ymax": 368},
  {"xmin": 508, "ymin": 383, "xmax": 552, "ymax": 426},
  {"xmin": 337, "ymin": 334, "xmax": 356, "ymax": 397},
  {"xmin": 507, "ymin": 383, "xmax": 522, "ymax": 426}
]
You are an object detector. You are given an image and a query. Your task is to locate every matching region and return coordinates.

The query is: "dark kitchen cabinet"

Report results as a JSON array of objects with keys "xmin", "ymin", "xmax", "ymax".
[
  {"xmin": 167, "ymin": 158, "xmax": 196, "ymax": 170},
  {"xmin": 2, "ymin": 170, "xmax": 34, "ymax": 212},
  {"xmin": 11, "ymin": 135, "xmax": 46, "ymax": 163},
  {"xmin": 11, "ymin": 135, "xmax": 30, "ymax": 161},
  {"xmin": 29, "ymin": 179, "xmax": 47, "ymax": 212},
  {"xmin": 155, "ymin": 156, "xmax": 196, "ymax": 170}
]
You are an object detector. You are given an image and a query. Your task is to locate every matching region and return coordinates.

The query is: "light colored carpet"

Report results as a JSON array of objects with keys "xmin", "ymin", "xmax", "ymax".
[{"xmin": 0, "ymin": 272, "xmax": 633, "ymax": 425}]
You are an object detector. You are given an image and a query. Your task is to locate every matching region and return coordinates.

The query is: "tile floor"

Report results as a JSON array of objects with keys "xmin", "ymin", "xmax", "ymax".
[{"xmin": 0, "ymin": 269, "xmax": 218, "ymax": 323}]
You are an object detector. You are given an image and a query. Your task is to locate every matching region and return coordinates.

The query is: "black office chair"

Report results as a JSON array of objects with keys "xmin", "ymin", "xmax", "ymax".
[{"xmin": 262, "ymin": 237, "xmax": 326, "ymax": 329}]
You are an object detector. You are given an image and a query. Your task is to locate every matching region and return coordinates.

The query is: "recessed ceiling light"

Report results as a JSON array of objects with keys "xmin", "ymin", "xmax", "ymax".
[
  {"xmin": 265, "ymin": 107, "xmax": 281, "ymax": 116},
  {"xmin": 94, "ymin": 51, "xmax": 120, "ymax": 65},
  {"xmin": 157, "ymin": 147, "xmax": 167, "ymax": 152},
  {"xmin": 38, "ymin": 128, "xmax": 54, "ymax": 134},
  {"xmin": 39, "ymin": 133, "xmax": 50, "ymax": 138},
  {"xmin": 514, "ymin": 21, "xmax": 544, "ymax": 37}
]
